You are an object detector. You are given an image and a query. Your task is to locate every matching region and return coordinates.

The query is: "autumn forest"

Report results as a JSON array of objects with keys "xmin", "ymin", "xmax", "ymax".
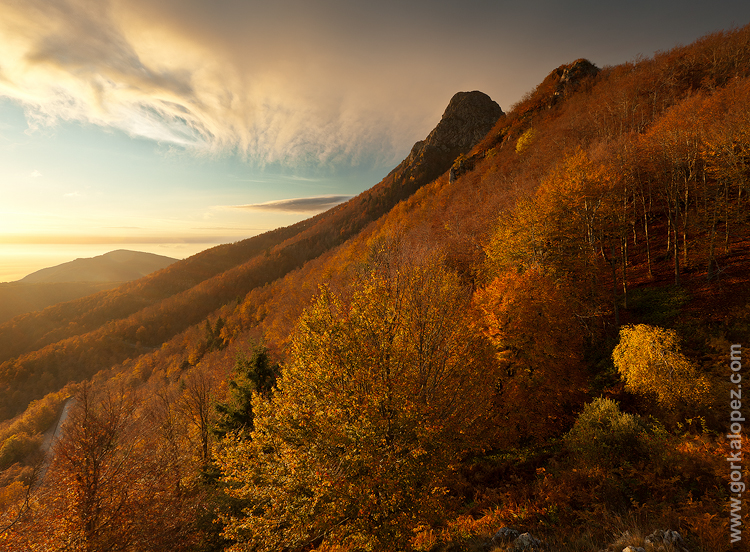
[{"xmin": 2, "ymin": 24, "xmax": 750, "ymax": 552}]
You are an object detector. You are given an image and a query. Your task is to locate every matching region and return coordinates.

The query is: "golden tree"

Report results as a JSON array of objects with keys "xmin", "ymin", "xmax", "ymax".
[
  {"xmin": 4, "ymin": 379, "xmax": 202, "ymax": 552},
  {"xmin": 216, "ymin": 247, "xmax": 497, "ymax": 552},
  {"xmin": 612, "ymin": 324, "xmax": 710, "ymax": 413}
]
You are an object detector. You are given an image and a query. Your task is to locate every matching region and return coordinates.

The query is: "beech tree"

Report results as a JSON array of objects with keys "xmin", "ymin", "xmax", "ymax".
[
  {"xmin": 47, "ymin": 381, "xmax": 139, "ymax": 552},
  {"xmin": 179, "ymin": 364, "xmax": 218, "ymax": 468},
  {"xmin": 699, "ymin": 79, "xmax": 750, "ymax": 278},
  {"xmin": 12, "ymin": 380, "xmax": 204, "ymax": 552},
  {"xmin": 216, "ymin": 246, "xmax": 497, "ymax": 552},
  {"xmin": 612, "ymin": 324, "xmax": 710, "ymax": 414},
  {"xmin": 475, "ymin": 267, "xmax": 588, "ymax": 442}
]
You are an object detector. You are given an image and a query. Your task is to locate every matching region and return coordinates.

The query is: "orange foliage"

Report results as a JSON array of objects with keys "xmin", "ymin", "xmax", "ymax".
[{"xmin": 475, "ymin": 268, "xmax": 588, "ymax": 442}]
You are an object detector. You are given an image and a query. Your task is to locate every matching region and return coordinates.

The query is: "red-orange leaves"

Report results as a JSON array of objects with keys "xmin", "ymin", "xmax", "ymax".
[{"xmin": 475, "ymin": 268, "xmax": 588, "ymax": 443}]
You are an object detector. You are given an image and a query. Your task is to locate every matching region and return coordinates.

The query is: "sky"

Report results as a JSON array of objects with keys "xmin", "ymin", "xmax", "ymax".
[{"xmin": 1, "ymin": 0, "xmax": 749, "ymax": 280}]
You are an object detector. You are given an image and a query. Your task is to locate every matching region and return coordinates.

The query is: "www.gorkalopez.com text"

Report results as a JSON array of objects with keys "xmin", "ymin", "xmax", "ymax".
[{"xmin": 728, "ymin": 344, "xmax": 743, "ymax": 545}]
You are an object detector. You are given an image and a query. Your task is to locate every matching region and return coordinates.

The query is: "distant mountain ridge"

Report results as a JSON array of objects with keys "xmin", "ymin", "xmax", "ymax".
[{"xmin": 20, "ymin": 249, "xmax": 179, "ymax": 283}]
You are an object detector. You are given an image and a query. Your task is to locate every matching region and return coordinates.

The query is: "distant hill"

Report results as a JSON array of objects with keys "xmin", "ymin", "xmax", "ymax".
[
  {"xmin": 20, "ymin": 249, "xmax": 179, "ymax": 283},
  {"xmin": 0, "ymin": 250, "xmax": 179, "ymax": 325}
]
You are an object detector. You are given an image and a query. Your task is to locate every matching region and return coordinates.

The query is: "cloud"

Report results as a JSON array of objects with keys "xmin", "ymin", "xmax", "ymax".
[
  {"xmin": 30, "ymin": 169, "xmax": 42, "ymax": 177},
  {"xmin": 3, "ymin": 0, "xmax": 743, "ymax": 172},
  {"xmin": 0, "ymin": 0, "xmax": 459, "ymax": 168},
  {"xmin": 230, "ymin": 195, "xmax": 352, "ymax": 214}
]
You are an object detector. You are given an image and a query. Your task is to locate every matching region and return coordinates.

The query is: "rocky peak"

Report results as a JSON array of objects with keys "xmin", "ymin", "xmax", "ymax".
[
  {"xmin": 402, "ymin": 91, "xmax": 503, "ymax": 181},
  {"xmin": 550, "ymin": 58, "xmax": 600, "ymax": 104},
  {"xmin": 423, "ymin": 91, "xmax": 504, "ymax": 153},
  {"xmin": 371, "ymin": 91, "xmax": 502, "ymax": 213}
]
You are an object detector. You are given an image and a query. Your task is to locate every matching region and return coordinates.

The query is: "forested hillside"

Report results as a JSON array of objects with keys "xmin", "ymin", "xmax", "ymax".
[
  {"xmin": 0, "ymin": 281, "xmax": 118, "ymax": 325},
  {"xmin": 1, "ymin": 25, "xmax": 750, "ymax": 552}
]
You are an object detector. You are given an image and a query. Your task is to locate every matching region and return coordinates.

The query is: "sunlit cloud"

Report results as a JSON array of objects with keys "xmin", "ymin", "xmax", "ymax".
[
  {"xmin": 30, "ymin": 169, "xmax": 42, "ymax": 177},
  {"xmin": 229, "ymin": 195, "xmax": 352, "ymax": 214},
  {"xmin": 0, "ymin": 0, "xmax": 452, "ymax": 168},
  {"xmin": 2, "ymin": 0, "xmax": 739, "ymax": 175}
]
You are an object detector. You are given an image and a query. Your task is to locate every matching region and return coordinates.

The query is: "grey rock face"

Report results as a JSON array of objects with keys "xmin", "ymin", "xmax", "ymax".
[
  {"xmin": 549, "ymin": 58, "xmax": 600, "ymax": 106},
  {"xmin": 644, "ymin": 529, "xmax": 688, "ymax": 551},
  {"xmin": 403, "ymin": 91, "xmax": 503, "ymax": 178},
  {"xmin": 423, "ymin": 91, "xmax": 504, "ymax": 153},
  {"xmin": 512, "ymin": 532, "xmax": 543, "ymax": 550},
  {"xmin": 488, "ymin": 527, "xmax": 544, "ymax": 551},
  {"xmin": 492, "ymin": 526, "xmax": 520, "ymax": 545}
]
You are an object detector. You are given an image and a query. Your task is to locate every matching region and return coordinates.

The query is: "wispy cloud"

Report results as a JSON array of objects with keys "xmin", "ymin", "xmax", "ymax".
[
  {"xmin": 0, "ymin": 0, "xmax": 745, "ymax": 173},
  {"xmin": 229, "ymin": 195, "xmax": 352, "ymax": 214},
  {"xmin": 0, "ymin": 0, "xmax": 454, "ymax": 168}
]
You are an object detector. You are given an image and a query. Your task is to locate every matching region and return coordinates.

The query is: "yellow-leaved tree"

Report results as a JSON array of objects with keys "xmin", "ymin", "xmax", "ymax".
[
  {"xmin": 612, "ymin": 324, "xmax": 710, "ymax": 415},
  {"xmin": 215, "ymin": 240, "xmax": 498, "ymax": 552}
]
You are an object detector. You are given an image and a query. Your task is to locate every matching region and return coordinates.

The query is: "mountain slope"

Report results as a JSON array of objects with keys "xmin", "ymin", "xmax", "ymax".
[
  {"xmin": 0, "ymin": 91, "xmax": 504, "ymax": 421},
  {"xmin": 20, "ymin": 250, "xmax": 178, "ymax": 284},
  {"xmin": 140, "ymin": 25, "xmax": 750, "ymax": 385},
  {"xmin": 0, "ymin": 281, "xmax": 119, "ymax": 325}
]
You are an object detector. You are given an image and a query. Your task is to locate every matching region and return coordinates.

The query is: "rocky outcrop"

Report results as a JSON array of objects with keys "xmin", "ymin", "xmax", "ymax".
[
  {"xmin": 601, "ymin": 529, "xmax": 689, "ymax": 552},
  {"xmin": 549, "ymin": 58, "xmax": 600, "ymax": 106},
  {"xmin": 644, "ymin": 529, "xmax": 688, "ymax": 551},
  {"xmin": 517, "ymin": 58, "xmax": 600, "ymax": 114},
  {"xmin": 429, "ymin": 526, "xmax": 690, "ymax": 552},
  {"xmin": 397, "ymin": 91, "xmax": 503, "ymax": 187},
  {"xmin": 427, "ymin": 526, "xmax": 545, "ymax": 552},
  {"xmin": 508, "ymin": 533, "xmax": 543, "ymax": 551},
  {"xmin": 415, "ymin": 91, "xmax": 504, "ymax": 156},
  {"xmin": 491, "ymin": 528, "xmax": 544, "ymax": 551}
]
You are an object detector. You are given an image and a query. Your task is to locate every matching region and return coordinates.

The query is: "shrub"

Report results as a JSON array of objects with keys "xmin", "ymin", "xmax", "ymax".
[
  {"xmin": 564, "ymin": 398, "xmax": 645, "ymax": 467},
  {"xmin": 515, "ymin": 128, "xmax": 537, "ymax": 154},
  {"xmin": 0, "ymin": 432, "xmax": 42, "ymax": 470}
]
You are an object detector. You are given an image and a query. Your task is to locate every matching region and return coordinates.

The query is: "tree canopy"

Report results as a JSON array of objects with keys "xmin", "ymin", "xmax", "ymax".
[{"xmin": 216, "ymin": 245, "xmax": 498, "ymax": 551}]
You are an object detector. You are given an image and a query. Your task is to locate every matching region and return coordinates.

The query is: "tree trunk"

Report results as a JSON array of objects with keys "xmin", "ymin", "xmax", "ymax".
[
  {"xmin": 621, "ymin": 235, "xmax": 628, "ymax": 309},
  {"xmin": 682, "ymin": 179, "xmax": 689, "ymax": 268},
  {"xmin": 674, "ymin": 223, "xmax": 681, "ymax": 286},
  {"xmin": 644, "ymin": 212, "xmax": 653, "ymax": 279},
  {"xmin": 610, "ymin": 245, "xmax": 620, "ymax": 327}
]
